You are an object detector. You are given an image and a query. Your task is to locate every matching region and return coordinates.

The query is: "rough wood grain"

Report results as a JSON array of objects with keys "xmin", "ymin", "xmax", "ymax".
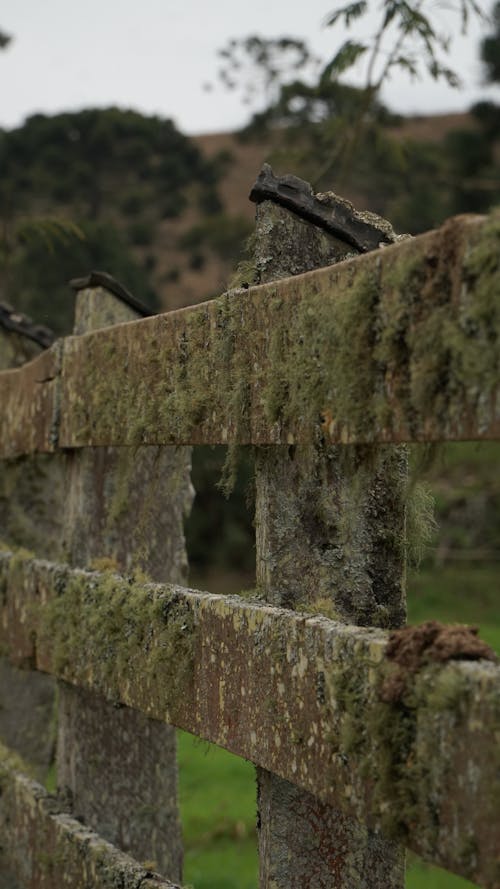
[
  {"xmin": 1, "ymin": 552, "xmax": 498, "ymax": 889},
  {"xmin": 58, "ymin": 212, "xmax": 500, "ymax": 450},
  {"xmin": 253, "ymin": 198, "xmax": 406, "ymax": 888},
  {"xmin": 56, "ymin": 282, "xmax": 189, "ymax": 882},
  {"xmin": 0, "ymin": 742, "xmax": 180, "ymax": 889},
  {"xmin": 0, "ymin": 322, "xmax": 61, "ymax": 780},
  {"xmin": 0, "ymin": 345, "xmax": 59, "ymax": 457},
  {"xmin": 0, "ymin": 211, "xmax": 498, "ymax": 458}
]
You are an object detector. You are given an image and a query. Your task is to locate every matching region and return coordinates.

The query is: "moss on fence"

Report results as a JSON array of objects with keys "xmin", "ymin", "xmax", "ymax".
[
  {"xmin": 37, "ymin": 565, "xmax": 195, "ymax": 712},
  {"xmin": 62, "ymin": 210, "xmax": 499, "ymax": 459}
]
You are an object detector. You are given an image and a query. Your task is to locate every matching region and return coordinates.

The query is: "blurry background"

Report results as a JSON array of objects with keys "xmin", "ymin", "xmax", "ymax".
[{"xmin": 1, "ymin": 2, "xmax": 499, "ymax": 887}]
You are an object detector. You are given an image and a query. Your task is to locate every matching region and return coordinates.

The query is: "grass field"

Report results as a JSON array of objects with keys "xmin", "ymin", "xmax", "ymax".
[{"xmin": 178, "ymin": 560, "xmax": 499, "ymax": 889}]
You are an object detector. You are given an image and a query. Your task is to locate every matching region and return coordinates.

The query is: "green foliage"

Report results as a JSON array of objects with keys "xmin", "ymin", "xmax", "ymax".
[
  {"xmin": 216, "ymin": 2, "xmax": 488, "ymax": 199},
  {"xmin": 242, "ymin": 77, "xmax": 396, "ymax": 138},
  {"xmin": 0, "ymin": 108, "xmax": 213, "ymax": 217},
  {"xmin": 8, "ymin": 220, "xmax": 158, "ymax": 335},
  {"xmin": 323, "ymin": 0, "xmax": 481, "ymax": 91},
  {"xmin": 178, "ymin": 215, "xmax": 253, "ymax": 262},
  {"xmin": 0, "ymin": 107, "xmax": 226, "ymax": 331},
  {"xmin": 127, "ymin": 220, "xmax": 154, "ymax": 246},
  {"xmin": 322, "ymin": 38, "xmax": 368, "ymax": 79},
  {"xmin": 185, "ymin": 447, "xmax": 255, "ymax": 577},
  {"xmin": 0, "ymin": 215, "xmax": 84, "ymax": 274},
  {"xmin": 214, "ymin": 36, "xmax": 319, "ymax": 110},
  {"xmin": 15, "ymin": 217, "xmax": 84, "ymax": 252},
  {"xmin": 312, "ymin": 0, "xmax": 484, "ymax": 182},
  {"xmin": 481, "ymin": 1, "xmax": 500, "ymax": 83}
]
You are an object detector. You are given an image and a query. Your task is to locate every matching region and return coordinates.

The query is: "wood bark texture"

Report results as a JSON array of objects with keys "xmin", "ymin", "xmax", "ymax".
[
  {"xmin": 253, "ymin": 198, "xmax": 406, "ymax": 888},
  {"xmin": 56, "ymin": 284, "xmax": 193, "ymax": 882},
  {"xmin": 0, "ymin": 324, "xmax": 59, "ymax": 783}
]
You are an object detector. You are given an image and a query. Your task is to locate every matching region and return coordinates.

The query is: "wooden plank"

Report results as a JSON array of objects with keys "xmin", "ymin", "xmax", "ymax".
[
  {"xmin": 0, "ymin": 742, "xmax": 180, "ymax": 889},
  {"xmin": 56, "ymin": 281, "xmax": 187, "ymax": 881},
  {"xmin": 56, "ymin": 210, "xmax": 500, "ymax": 447},
  {"xmin": 252, "ymin": 198, "xmax": 405, "ymax": 888},
  {"xmin": 0, "ymin": 321, "xmax": 62, "ymax": 781},
  {"xmin": 0, "ymin": 345, "xmax": 60, "ymax": 457},
  {"xmin": 0, "ymin": 211, "xmax": 498, "ymax": 458},
  {"xmin": 0, "ymin": 551, "xmax": 498, "ymax": 888}
]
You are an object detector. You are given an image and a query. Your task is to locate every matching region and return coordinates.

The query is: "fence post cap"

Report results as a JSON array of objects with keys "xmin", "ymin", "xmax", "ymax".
[
  {"xmin": 249, "ymin": 163, "xmax": 398, "ymax": 252},
  {"xmin": 69, "ymin": 270, "xmax": 153, "ymax": 318}
]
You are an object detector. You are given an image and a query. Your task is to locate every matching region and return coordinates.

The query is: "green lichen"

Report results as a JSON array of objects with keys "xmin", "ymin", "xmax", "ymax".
[
  {"xmin": 106, "ymin": 448, "xmax": 137, "ymax": 527},
  {"xmin": 228, "ymin": 232, "xmax": 259, "ymax": 289},
  {"xmin": 66, "ymin": 209, "xmax": 499, "ymax": 458},
  {"xmin": 259, "ymin": 268, "xmax": 381, "ymax": 440},
  {"xmin": 333, "ymin": 642, "xmax": 492, "ymax": 879},
  {"xmin": 254, "ymin": 441, "xmax": 408, "ymax": 624},
  {"xmin": 89, "ymin": 556, "xmax": 120, "ymax": 573},
  {"xmin": 296, "ymin": 597, "xmax": 341, "ymax": 621},
  {"xmin": 0, "ymin": 455, "xmax": 64, "ymax": 560},
  {"xmin": 422, "ymin": 663, "xmax": 469, "ymax": 711},
  {"xmin": 379, "ymin": 210, "xmax": 500, "ymax": 438},
  {"xmin": 405, "ymin": 479, "xmax": 438, "ymax": 567},
  {"xmin": 38, "ymin": 566, "xmax": 195, "ymax": 710}
]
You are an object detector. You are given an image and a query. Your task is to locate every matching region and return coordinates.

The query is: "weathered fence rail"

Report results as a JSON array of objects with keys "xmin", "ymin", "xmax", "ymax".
[
  {"xmin": 0, "ymin": 211, "xmax": 498, "ymax": 460},
  {"xmin": 0, "ymin": 549, "xmax": 498, "ymax": 885},
  {"xmin": 0, "ymin": 742, "xmax": 177, "ymax": 889},
  {"xmin": 0, "ymin": 181, "xmax": 499, "ymax": 889}
]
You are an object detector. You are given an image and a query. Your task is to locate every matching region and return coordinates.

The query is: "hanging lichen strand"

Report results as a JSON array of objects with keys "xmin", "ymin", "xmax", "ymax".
[
  {"xmin": 0, "ymin": 210, "xmax": 497, "ymax": 459},
  {"xmin": 49, "ymin": 209, "xmax": 499, "ymax": 454}
]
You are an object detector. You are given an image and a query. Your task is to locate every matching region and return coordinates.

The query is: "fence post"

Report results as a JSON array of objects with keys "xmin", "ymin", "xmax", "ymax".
[
  {"xmin": 252, "ymin": 178, "xmax": 407, "ymax": 888},
  {"xmin": 56, "ymin": 276, "xmax": 193, "ymax": 881},
  {"xmin": 0, "ymin": 309, "xmax": 60, "ymax": 779}
]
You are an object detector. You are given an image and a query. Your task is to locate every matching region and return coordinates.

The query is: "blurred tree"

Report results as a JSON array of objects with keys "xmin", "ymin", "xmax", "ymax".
[
  {"xmin": 7, "ymin": 220, "xmax": 158, "ymax": 335},
  {"xmin": 316, "ymin": 0, "xmax": 484, "ymax": 180},
  {"xmin": 0, "ymin": 37, "xmax": 89, "ymax": 327},
  {"xmin": 0, "ymin": 29, "xmax": 11, "ymax": 50},
  {"xmin": 0, "ymin": 215, "xmax": 83, "ymax": 305},
  {"xmin": 321, "ymin": 0, "xmax": 477, "ymax": 96},
  {"xmin": 0, "ymin": 109, "xmax": 214, "ymax": 221},
  {"xmin": 0, "ymin": 108, "xmax": 229, "ymax": 330},
  {"xmin": 210, "ymin": 36, "xmax": 320, "ymax": 112},
  {"xmin": 212, "ymin": 2, "xmax": 485, "ymax": 187},
  {"xmin": 481, "ymin": 1, "xmax": 500, "ymax": 82}
]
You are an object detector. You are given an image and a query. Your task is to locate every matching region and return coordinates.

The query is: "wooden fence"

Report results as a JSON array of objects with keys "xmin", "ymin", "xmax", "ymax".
[{"xmin": 0, "ymin": 174, "xmax": 499, "ymax": 889}]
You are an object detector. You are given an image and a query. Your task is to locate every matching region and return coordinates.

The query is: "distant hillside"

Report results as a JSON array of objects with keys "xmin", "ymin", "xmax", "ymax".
[
  {"xmin": 1, "ymin": 106, "xmax": 496, "ymax": 333},
  {"xmin": 194, "ymin": 112, "xmax": 475, "ymax": 211},
  {"xmin": 154, "ymin": 111, "xmax": 482, "ymax": 311}
]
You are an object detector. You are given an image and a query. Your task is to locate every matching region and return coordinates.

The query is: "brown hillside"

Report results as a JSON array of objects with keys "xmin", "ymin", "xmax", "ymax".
[{"xmin": 157, "ymin": 113, "xmax": 475, "ymax": 312}]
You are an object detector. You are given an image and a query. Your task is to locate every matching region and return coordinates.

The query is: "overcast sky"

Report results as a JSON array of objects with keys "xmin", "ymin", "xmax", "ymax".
[{"xmin": 2, "ymin": 0, "xmax": 500, "ymax": 135}]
